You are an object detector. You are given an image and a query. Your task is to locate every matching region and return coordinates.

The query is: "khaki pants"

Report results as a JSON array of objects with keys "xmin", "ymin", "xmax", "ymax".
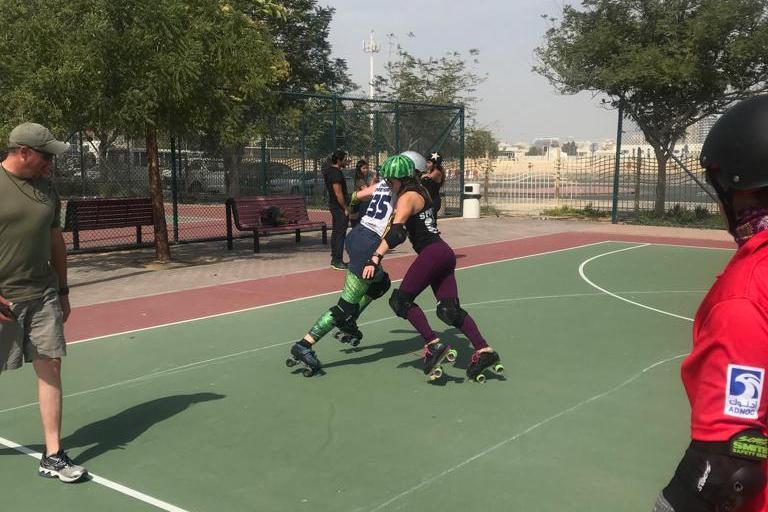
[{"xmin": 0, "ymin": 288, "xmax": 66, "ymax": 372}]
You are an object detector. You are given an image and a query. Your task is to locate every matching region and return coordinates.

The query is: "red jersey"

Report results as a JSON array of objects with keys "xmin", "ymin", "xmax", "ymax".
[{"xmin": 682, "ymin": 230, "xmax": 768, "ymax": 511}]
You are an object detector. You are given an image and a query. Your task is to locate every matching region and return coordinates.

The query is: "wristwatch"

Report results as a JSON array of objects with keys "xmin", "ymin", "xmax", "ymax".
[{"xmin": 58, "ymin": 285, "xmax": 70, "ymax": 296}]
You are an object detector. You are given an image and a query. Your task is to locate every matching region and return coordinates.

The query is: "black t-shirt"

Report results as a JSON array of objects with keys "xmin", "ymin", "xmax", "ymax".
[
  {"xmin": 421, "ymin": 175, "xmax": 442, "ymax": 213},
  {"xmin": 323, "ymin": 166, "xmax": 348, "ymax": 209},
  {"xmin": 404, "ymin": 187, "xmax": 441, "ymax": 253}
]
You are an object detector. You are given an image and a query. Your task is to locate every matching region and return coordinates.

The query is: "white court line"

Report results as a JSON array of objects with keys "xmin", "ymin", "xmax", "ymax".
[
  {"xmin": 69, "ymin": 240, "xmax": 614, "ymax": 346},
  {"xmin": 0, "ymin": 289, "xmax": 707, "ymax": 417},
  {"xmin": 368, "ymin": 352, "xmax": 688, "ymax": 512},
  {"xmin": 0, "ymin": 436, "xmax": 190, "ymax": 512},
  {"xmin": 0, "ymin": 240, "xmax": 703, "ymax": 510},
  {"xmin": 368, "ymin": 242, "xmax": 708, "ymax": 510},
  {"xmin": 577, "ymin": 244, "xmax": 695, "ymax": 322}
]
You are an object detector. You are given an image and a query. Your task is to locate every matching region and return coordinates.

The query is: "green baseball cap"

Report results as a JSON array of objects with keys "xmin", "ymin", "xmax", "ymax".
[{"xmin": 8, "ymin": 122, "xmax": 68, "ymax": 156}]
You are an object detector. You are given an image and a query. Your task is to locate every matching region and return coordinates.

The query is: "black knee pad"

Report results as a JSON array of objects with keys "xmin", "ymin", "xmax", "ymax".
[
  {"xmin": 330, "ymin": 298, "xmax": 359, "ymax": 329},
  {"xmin": 366, "ymin": 271, "xmax": 391, "ymax": 300},
  {"xmin": 436, "ymin": 298, "xmax": 467, "ymax": 328},
  {"xmin": 662, "ymin": 437, "xmax": 767, "ymax": 512},
  {"xmin": 389, "ymin": 288, "xmax": 414, "ymax": 319}
]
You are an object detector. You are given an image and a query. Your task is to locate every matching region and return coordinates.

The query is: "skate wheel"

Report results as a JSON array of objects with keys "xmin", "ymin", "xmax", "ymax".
[
  {"xmin": 286, "ymin": 358, "xmax": 297, "ymax": 368},
  {"xmin": 474, "ymin": 373, "xmax": 486, "ymax": 383},
  {"xmin": 428, "ymin": 367, "xmax": 443, "ymax": 381},
  {"xmin": 493, "ymin": 364, "xmax": 505, "ymax": 374},
  {"xmin": 446, "ymin": 349, "xmax": 458, "ymax": 363},
  {"xmin": 302, "ymin": 368, "xmax": 315, "ymax": 378},
  {"xmin": 351, "ymin": 338, "xmax": 361, "ymax": 347}
]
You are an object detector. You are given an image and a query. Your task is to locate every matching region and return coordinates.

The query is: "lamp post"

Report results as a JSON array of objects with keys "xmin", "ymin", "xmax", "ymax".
[{"xmin": 362, "ymin": 30, "xmax": 380, "ymax": 100}]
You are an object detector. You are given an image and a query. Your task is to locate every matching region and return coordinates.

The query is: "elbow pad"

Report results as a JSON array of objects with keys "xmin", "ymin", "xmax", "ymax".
[{"xmin": 384, "ymin": 223, "xmax": 407, "ymax": 249}]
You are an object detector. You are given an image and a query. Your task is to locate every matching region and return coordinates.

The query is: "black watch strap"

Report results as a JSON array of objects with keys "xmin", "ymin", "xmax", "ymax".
[{"xmin": 58, "ymin": 285, "xmax": 70, "ymax": 296}]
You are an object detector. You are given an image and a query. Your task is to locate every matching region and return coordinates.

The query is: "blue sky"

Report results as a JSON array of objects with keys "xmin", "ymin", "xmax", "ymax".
[{"xmin": 325, "ymin": 0, "xmax": 619, "ymax": 144}]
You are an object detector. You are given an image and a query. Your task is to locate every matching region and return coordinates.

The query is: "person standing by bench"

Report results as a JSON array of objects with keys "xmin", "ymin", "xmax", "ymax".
[
  {"xmin": 0, "ymin": 123, "xmax": 87, "ymax": 482},
  {"xmin": 324, "ymin": 150, "xmax": 350, "ymax": 270}
]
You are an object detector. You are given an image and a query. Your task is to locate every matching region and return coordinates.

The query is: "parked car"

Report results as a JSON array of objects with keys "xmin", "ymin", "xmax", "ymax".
[{"xmin": 268, "ymin": 165, "xmax": 319, "ymax": 196}]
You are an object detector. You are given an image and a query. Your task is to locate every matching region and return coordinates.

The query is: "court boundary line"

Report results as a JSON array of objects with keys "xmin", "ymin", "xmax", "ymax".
[
  {"xmin": 68, "ymin": 230, "xmax": 588, "ymax": 307},
  {"xmin": 0, "ymin": 241, "xmax": 714, "ymax": 510},
  {"xmin": 0, "ymin": 436, "xmax": 190, "ymax": 512},
  {"xmin": 369, "ymin": 242, "xmax": 711, "ymax": 510},
  {"xmin": 69, "ymin": 240, "xmax": 616, "ymax": 346},
  {"xmin": 367, "ymin": 352, "xmax": 688, "ymax": 511},
  {"xmin": 0, "ymin": 289, "xmax": 707, "ymax": 417},
  {"xmin": 578, "ymin": 244, "xmax": 695, "ymax": 321}
]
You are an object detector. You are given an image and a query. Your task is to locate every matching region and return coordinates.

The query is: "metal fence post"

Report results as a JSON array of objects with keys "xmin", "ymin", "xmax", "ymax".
[
  {"xmin": 394, "ymin": 102, "xmax": 401, "ymax": 154},
  {"xmin": 332, "ymin": 94, "xmax": 338, "ymax": 151},
  {"xmin": 459, "ymin": 106, "xmax": 465, "ymax": 217},
  {"xmin": 170, "ymin": 136, "xmax": 179, "ymax": 243},
  {"xmin": 78, "ymin": 132, "xmax": 86, "ymax": 196},
  {"xmin": 611, "ymin": 99, "xmax": 625, "ymax": 224},
  {"xmin": 261, "ymin": 136, "xmax": 268, "ymax": 195}
]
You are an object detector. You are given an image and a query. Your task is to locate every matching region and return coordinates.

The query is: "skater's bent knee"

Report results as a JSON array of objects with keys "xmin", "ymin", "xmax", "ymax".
[
  {"xmin": 436, "ymin": 298, "xmax": 467, "ymax": 328},
  {"xmin": 389, "ymin": 288, "xmax": 414, "ymax": 318}
]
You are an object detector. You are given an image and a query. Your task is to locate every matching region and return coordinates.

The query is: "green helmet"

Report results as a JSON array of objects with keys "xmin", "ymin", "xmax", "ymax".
[{"xmin": 380, "ymin": 154, "xmax": 415, "ymax": 179}]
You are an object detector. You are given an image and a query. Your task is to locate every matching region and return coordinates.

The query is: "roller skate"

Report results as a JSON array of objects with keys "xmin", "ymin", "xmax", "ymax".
[
  {"xmin": 466, "ymin": 349, "xmax": 504, "ymax": 383},
  {"xmin": 286, "ymin": 341, "xmax": 322, "ymax": 377},
  {"xmin": 423, "ymin": 340, "xmax": 458, "ymax": 382},
  {"xmin": 333, "ymin": 324, "xmax": 363, "ymax": 347}
]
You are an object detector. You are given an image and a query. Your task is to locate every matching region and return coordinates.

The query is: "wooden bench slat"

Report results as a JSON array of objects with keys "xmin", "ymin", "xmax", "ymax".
[
  {"xmin": 226, "ymin": 195, "xmax": 328, "ymax": 253},
  {"xmin": 64, "ymin": 197, "xmax": 155, "ymax": 250}
]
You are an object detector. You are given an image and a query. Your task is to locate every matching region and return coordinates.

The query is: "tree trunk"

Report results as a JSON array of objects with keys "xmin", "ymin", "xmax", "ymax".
[
  {"xmin": 223, "ymin": 145, "xmax": 243, "ymax": 197},
  {"xmin": 653, "ymin": 147, "xmax": 669, "ymax": 217},
  {"xmin": 146, "ymin": 126, "xmax": 171, "ymax": 262}
]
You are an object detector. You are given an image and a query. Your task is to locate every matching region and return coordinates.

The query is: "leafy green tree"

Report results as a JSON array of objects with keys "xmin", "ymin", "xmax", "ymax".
[
  {"xmin": 534, "ymin": 0, "xmax": 768, "ymax": 215},
  {"xmin": 465, "ymin": 129, "xmax": 499, "ymax": 159},
  {"xmin": 562, "ymin": 141, "xmax": 578, "ymax": 156},
  {"xmin": 269, "ymin": 0, "xmax": 355, "ymax": 95},
  {"xmin": 526, "ymin": 145, "xmax": 545, "ymax": 156},
  {"xmin": 466, "ymin": 128, "xmax": 499, "ymax": 204},
  {"xmin": 374, "ymin": 49, "xmax": 485, "ymax": 153},
  {"xmin": 0, "ymin": 0, "xmax": 288, "ymax": 261}
]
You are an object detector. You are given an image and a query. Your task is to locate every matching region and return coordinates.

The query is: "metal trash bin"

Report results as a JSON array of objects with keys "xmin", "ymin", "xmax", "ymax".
[{"xmin": 462, "ymin": 183, "xmax": 482, "ymax": 219}]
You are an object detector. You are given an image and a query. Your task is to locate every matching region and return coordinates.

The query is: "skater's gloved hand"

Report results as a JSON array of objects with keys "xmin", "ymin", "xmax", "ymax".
[
  {"xmin": 362, "ymin": 253, "xmax": 382, "ymax": 279},
  {"xmin": 362, "ymin": 262, "xmax": 377, "ymax": 279}
]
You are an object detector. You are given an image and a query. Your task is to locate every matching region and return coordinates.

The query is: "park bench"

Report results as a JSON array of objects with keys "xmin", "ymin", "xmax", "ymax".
[
  {"xmin": 226, "ymin": 195, "xmax": 327, "ymax": 253},
  {"xmin": 63, "ymin": 197, "xmax": 155, "ymax": 250}
]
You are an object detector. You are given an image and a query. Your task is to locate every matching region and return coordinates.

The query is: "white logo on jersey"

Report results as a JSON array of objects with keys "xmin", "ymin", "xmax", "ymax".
[
  {"xmin": 360, "ymin": 181, "xmax": 396, "ymax": 237},
  {"xmin": 725, "ymin": 364, "xmax": 764, "ymax": 419}
]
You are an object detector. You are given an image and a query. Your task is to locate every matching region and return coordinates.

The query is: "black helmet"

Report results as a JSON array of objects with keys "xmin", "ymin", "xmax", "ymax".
[
  {"xmin": 701, "ymin": 95, "xmax": 768, "ymax": 193},
  {"xmin": 426, "ymin": 151, "xmax": 443, "ymax": 168}
]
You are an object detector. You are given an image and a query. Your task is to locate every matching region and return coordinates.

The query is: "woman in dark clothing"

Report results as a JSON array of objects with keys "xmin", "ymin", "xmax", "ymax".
[
  {"xmin": 422, "ymin": 152, "xmax": 444, "ymax": 224},
  {"xmin": 350, "ymin": 159, "xmax": 374, "ymax": 228},
  {"xmin": 363, "ymin": 151, "xmax": 503, "ymax": 383}
]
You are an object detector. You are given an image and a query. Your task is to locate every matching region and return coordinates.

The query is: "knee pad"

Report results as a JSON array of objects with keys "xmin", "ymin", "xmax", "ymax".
[
  {"xmin": 330, "ymin": 298, "xmax": 359, "ymax": 330},
  {"xmin": 436, "ymin": 298, "xmax": 467, "ymax": 328},
  {"xmin": 663, "ymin": 436, "xmax": 767, "ymax": 512},
  {"xmin": 389, "ymin": 289, "xmax": 414, "ymax": 319},
  {"xmin": 366, "ymin": 271, "xmax": 391, "ymax": 300}
]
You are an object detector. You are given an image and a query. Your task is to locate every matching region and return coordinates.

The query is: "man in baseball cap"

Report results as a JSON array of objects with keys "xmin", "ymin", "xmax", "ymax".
[
  {"xmin": 8, "ymin": 122, "xmax": 68, "ymax": 156},
  {"xmin": 0, "ymin": 122, "xmax": 86, "ymax": 482}
]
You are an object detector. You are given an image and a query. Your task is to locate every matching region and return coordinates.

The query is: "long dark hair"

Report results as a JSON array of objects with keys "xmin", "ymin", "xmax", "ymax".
[{"xmin": 354, "ymin": 159, "xmax": 368, "ymax": 186}]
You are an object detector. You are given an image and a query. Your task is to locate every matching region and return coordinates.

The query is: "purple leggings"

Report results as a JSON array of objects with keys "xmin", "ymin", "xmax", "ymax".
[{"xmin": 398, "ymin": 240, "xmax": 488, "ymax": 350}]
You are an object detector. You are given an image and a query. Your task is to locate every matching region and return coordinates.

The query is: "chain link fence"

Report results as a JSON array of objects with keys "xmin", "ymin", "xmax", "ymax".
[
  {"xmin": 474, "ymin": 113, "xmax": 720, "ymax": 226},
  {"xmin": 50, "ymin": 93, "xmax": 465, "ymax": 252}
]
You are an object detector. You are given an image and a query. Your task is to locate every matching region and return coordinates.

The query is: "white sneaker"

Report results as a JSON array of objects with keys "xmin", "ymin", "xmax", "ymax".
[{"xmin": 39, "ymin": 450, "xmax": 88, "ymax": 483}]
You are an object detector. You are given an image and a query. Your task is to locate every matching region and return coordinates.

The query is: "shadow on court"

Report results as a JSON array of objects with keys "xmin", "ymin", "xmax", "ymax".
[
  {"xmin": 0, "ymin": 392, "xmax": 224, "ymax": 462},
  {"xmin": 324, "ymin": 327, "xmax": 508, "ymax": 385}
]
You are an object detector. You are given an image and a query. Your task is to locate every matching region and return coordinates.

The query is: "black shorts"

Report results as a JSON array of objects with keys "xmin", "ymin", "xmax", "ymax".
[{"xmin": 345, "ymin": 226, "xmax": 381, "ymax": 278}]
